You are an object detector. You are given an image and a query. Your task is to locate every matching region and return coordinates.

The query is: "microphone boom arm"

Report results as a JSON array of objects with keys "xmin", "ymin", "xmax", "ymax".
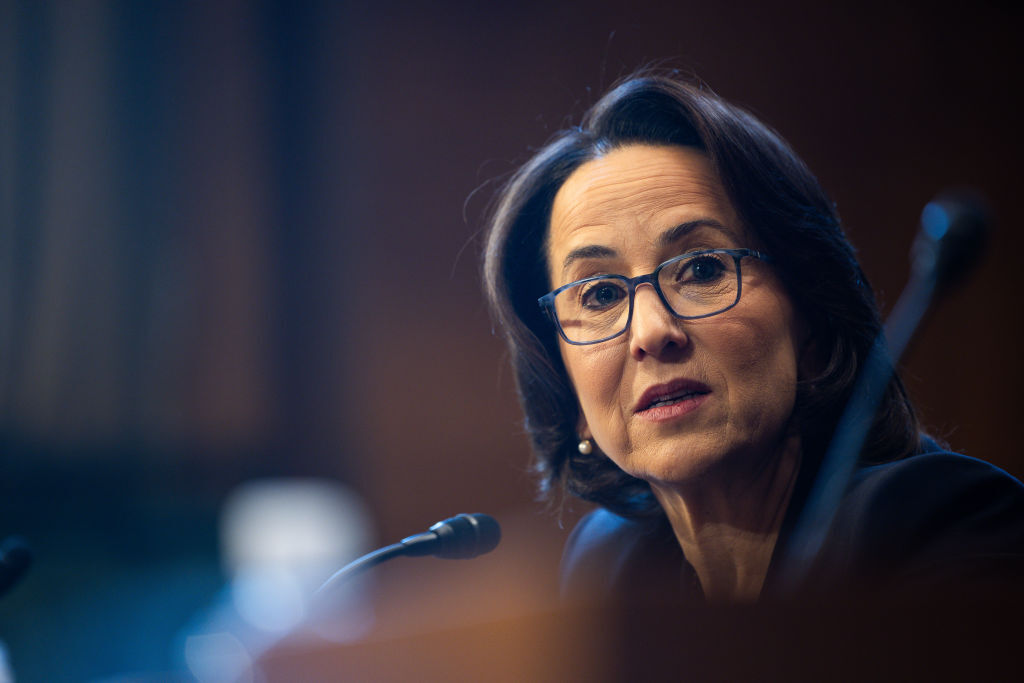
[{"xmin": 314, "ymin": 513, "xmax": 501, "ymax": 598}]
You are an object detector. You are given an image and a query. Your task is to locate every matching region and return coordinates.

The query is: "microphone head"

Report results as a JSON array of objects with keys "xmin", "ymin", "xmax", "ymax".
[
  {"xmin": 914, "ymin": 191, "xmax": 991, "ymax": 292},
  {"xmin": 427, "ymin": 513, "xmax": 501, "ymax": 559}
]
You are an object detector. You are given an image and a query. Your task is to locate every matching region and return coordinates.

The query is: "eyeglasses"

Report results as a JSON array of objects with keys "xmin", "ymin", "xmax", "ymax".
[{"xmin": 538, "ymin": 248, "xmax": 770, "ymax": 345}]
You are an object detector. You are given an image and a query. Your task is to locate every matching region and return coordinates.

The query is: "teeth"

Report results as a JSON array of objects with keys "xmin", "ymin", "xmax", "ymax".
[{"xmin": 650, "ymin": 391, "xmax": 696, "ymax": 409}]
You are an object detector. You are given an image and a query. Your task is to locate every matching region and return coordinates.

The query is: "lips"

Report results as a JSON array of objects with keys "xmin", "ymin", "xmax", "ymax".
[{"xmin": 635, "ymin": 379, "xmax": 710, "ymax": 413}]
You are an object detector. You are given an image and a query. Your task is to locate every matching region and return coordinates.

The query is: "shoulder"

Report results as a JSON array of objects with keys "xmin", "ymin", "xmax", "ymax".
[
  {"xmin": 845, "ymin": 447, "xmax": 1024, "ymax": 531},
  {"xmin": 559, "ymin": 509, "xmax": 645, "ymax": 598},
  {"xmin": 821, "ymin": 445, "xmax": 1024, "ymax": 588},
  {"xmin": 560, "ymin": 508, "xmax": 682, "ymax": 601}
]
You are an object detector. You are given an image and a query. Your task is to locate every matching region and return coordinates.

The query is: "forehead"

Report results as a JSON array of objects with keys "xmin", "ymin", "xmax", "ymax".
[{"xmin": 547, "ymin": 144, "xmax": 741, "ymax": 271}]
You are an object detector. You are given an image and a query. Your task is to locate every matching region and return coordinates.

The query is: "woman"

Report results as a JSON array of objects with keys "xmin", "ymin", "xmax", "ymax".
[{"xmin": 482, "ymin": 72, "xmax": 1024, "ymax": 602}]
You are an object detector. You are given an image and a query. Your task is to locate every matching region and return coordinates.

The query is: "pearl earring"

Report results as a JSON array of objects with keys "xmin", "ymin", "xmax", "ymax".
[{"xmin": 578, "ymin": 439, "xmax": 593, "ymax": 455}]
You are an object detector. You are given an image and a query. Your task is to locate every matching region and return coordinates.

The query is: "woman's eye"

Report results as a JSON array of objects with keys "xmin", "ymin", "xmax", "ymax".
[
  {"xmin": 680, "ymin": 255, "xmax": 726, "ymax": 282},
  {"xmin": 580, "ymin": 281, "xmax": 626, "ymax": 309}
]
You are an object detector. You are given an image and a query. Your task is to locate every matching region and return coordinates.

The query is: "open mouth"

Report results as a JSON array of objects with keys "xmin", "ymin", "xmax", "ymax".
[
  {"xmin": 644, "ymin": 389, "xmax": 707, "ymax": 411},
  {"xmin": 636, "ymin": 380, "xmax": 710, "ymax": 414}
]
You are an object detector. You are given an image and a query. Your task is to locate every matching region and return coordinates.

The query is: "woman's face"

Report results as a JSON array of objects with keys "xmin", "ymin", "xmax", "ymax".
[{"xmin": 547, "ymin": 144, "xmax": 805, "ymax": 488}]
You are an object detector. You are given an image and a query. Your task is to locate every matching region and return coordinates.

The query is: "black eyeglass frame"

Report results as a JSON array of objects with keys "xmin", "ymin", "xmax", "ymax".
[{"xmin": 537, "ymin": 248, "xmax": 772, "ymax": 346}]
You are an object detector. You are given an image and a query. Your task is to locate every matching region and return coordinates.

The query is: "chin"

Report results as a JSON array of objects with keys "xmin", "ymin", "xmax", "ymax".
[{"xmin": 623, "ymin": 440, "xmax": 733, "ymax": 488}]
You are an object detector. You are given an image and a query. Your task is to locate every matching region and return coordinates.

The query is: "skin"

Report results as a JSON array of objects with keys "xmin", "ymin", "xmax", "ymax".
[{"xmin": 547, "ymin": 144, "xmax": 808, "ymax": 600}]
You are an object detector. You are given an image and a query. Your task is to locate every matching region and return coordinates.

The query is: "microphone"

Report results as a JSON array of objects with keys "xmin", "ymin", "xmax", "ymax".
[
  {"xmin": 778, "ymin": 191, "xmax": 992, "ymax": 593},
  {"xmin": 0, "ymin": 537, "xmax": 32, "ymax": 599},
  {"xmin": 885, "ymin": 191, "xmax": 990, "ymax": 361},
  {"xmin": 315, "ymin": 513, "xmax": 501, "ymax": 597},
  {"xmin": 395, "ymin": 512, "xmax": 502, "ymax": 559},
  {"xmin": 913, "ymin": 192, "xmax": 990, "ymax": 292}
]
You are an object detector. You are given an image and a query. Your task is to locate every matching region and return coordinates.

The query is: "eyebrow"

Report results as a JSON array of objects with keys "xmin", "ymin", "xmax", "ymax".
[
  {"xmin": 560, "ymin": 219, "xmax": 731, "ymax": 274},
  {"xmin": 658, "ymin": 219, "xmax": 730, "ymax": 248}
]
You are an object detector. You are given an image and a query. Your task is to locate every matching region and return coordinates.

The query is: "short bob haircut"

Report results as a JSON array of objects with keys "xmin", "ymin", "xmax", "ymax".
[{"xmin": 483, "ymin": 72, "xmax": 919, "ymax": 518}]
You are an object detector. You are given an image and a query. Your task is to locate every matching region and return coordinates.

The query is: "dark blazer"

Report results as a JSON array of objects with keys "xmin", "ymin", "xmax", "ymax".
[{"xmin": 561, "ymin": 441, "xmax": 1024, "ymax": 601}]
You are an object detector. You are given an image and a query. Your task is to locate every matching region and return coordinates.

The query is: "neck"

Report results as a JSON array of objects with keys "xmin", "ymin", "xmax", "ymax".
[{"xmin": 650, "ymin": 434, "xmax": 802, "ymax": 602}]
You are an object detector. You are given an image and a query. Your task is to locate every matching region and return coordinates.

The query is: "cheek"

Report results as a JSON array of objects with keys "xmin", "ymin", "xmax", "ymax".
[
  {"xmin": 734, "ymin": 324, "xmax": 796, "ymax": 380},
  {"xmin": 714, "ymin": 308, "xmax": 801, "ymax": 419},
  {"xmin": 560, "ymin": 344, "xmax": 625, "ymax": 432}
]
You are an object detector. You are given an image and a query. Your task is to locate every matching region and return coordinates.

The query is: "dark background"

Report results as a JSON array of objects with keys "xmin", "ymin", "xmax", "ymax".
[{"xmin": 1, "ymin": 0, "xmax": 1021, "ymax": 679}]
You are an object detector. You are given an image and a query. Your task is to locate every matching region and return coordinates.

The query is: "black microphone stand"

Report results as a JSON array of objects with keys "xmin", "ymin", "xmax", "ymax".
[{"xmin": 777, "ymin": 193, "xmax": 990, "ymax": 592}]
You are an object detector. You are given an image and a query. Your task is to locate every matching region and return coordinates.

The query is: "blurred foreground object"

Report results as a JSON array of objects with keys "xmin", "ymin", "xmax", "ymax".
[
  {"xmin": 0, "ymin": 640, "xmax": 12, "ymax": 683},
  {"xmin": 256, "ymin": 589, "xmax": 1023, "ymax": 681},
  {"xmin": 780, "ymin": 190, "xmax": 993, "ymax": 591},
  {"xmin": 179, "ymin": 478, "xmax": 374, "ymax": 682}
]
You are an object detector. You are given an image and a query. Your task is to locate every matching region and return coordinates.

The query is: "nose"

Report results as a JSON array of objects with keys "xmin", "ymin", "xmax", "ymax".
[{"xmin": 628, "ymin": 284, "xmax": 690, "ymax": 360}]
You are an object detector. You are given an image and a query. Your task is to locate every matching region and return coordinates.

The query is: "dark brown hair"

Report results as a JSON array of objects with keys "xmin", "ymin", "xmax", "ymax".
[{"xmin": 483, "ymin": 72, "xmax": 919, "ymax": 518}]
